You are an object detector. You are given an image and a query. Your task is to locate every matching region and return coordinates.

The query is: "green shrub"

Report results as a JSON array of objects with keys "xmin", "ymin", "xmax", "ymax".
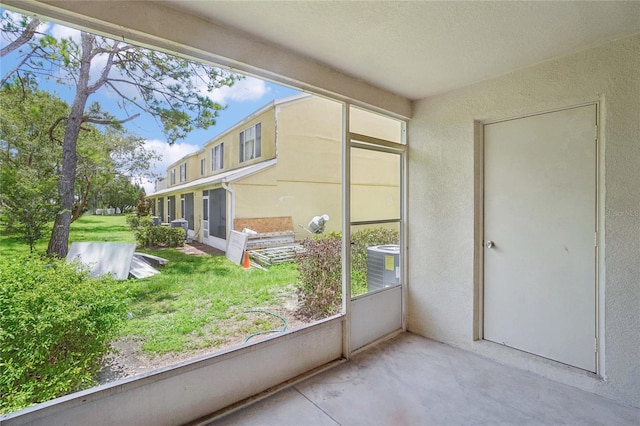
[
  {"xmin": 126, "ymin": 213, "xmax": 141, "ymax": 229},
  {"xmin": 0, "ymin": 255, "xmax": 128, "ymax": 414},
  {"xmin": 295, "ymin": 228, "xmax": 400, "ymax": 318},
  {"xmin": 147, "ymin": 225, "xmax": 185, "ymax": 248},
  {"xmin": 131, "ymin": 215, "xmax": 153, "ymax": 246},
  {"xmin": 129, "ymin": 216, "xmax": 185, "ymax": 248},
  {"xmin": 295, "ymin": 234, "xmax": 342, "ymax": 320}
]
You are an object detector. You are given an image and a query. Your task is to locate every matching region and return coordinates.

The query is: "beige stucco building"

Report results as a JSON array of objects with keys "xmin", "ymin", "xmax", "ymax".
[{"xmin": 147, "ymin": 94, "xmax": 402, "ymax": 250}]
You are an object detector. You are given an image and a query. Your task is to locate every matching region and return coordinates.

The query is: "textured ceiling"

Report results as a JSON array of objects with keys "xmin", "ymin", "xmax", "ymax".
[{"xmin": 163, "ymin": 1, "xmax": 640, "ymax": 100}]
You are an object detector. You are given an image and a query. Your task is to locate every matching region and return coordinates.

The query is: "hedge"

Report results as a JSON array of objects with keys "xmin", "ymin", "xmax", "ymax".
[{"xmin": 0, "ymin": 255, "xmax": 128, "ymax": 414}]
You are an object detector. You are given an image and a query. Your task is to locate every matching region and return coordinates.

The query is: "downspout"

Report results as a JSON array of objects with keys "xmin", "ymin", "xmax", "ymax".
[{"xmin": 221, "ymin": 180, "xmax": 235, "ymax": 237}]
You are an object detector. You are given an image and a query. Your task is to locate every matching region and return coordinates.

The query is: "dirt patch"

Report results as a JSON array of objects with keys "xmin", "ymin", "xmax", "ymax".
[{"xmin": 176, "ymin": 241, "xmax": 225, "ymax": 256}]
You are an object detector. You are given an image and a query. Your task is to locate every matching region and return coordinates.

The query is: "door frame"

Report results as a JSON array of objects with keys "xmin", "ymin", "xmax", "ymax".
[
  {"xmin": 348, "ymin": 141, "xmax": 406, "ymax": 353},
  {"xmin": 202, "ymin": 193, "xmax": 210, "ymax": 245},
  {"xmin": 474, "ymin": 101, "xmax": 601, "ymax": 374},
  {"xmin": 208, "ymin": 187, "xmax": 228, "ymax": 251},
  {"xmin": 342, "ymin": 102, "xmax": 408, "ymax": 357}
]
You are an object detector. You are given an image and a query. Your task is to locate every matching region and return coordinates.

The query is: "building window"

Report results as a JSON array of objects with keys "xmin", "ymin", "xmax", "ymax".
[
  {"xmin": 170, "ymin": 169, "xmax": 175, "ymax": 185},
  {"xmin": 239, "ymin": 123, "xmax": 261, "ymax": 163},
  {"xmin": 200, "ymin": 158, "xmax": 205, "ymax": 175},
  {"xmin": 212, "ymin": 143, "xmax": 224, "ymax": 171},
  {"xmin": 179, "ymin": 163, "xmax": 187, "ymax": 182}
]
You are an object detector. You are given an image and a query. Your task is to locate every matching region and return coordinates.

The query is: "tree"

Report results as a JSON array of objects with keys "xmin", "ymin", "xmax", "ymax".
[
  {"xmin": 1, "ymin": 11, "xmax": 240, "ymax": 257},
  {"xmin": 0, "ymin": 84, "xmax": 157, "ymax": 248},
  {"xmin": 0, "ymin": 85, "xmax": 66, "ymax": 246},
  {"xmin": 0, "ymin": 84, "xmax": 158, "ymax": 243},
  {"xmin": 73, "ymin": 126, "xmax": 159, "ymax": 221},
  {"xmin": 0, "ymin": 166, "xmax": 58, "ymax": 252},
  {"xmin": 101, "ymin": 175, "xmax": 143, "ymax": 214}
]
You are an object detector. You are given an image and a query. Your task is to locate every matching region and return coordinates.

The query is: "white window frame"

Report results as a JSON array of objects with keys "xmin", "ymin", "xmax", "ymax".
[
  {"xmin": 170, "ymin": 169, "xmax": 175, "ymax": 185},
  {"xmin": 200, "ymin": 158, "xmax": 205, "ymax": 175},
  {"xmin": 239, "ymin": 123, "xmax": 261, "ymax": 163},
  {"xmin": 179, "ymin": 163, "xmax": 187, "ymax": 182},
  {"xmin": 211, "ymin": 143, "xmax": 224, "ymax": 171}
]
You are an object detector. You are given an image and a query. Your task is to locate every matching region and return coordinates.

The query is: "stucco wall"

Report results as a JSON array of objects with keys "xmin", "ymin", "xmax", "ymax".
[
  {"xmin": 408, "ymin": 33, "xmax": 639, "ymax": 407},
  {"xmin": 237, "ymin": 96, "xmax": 402, "ymax": 234}
]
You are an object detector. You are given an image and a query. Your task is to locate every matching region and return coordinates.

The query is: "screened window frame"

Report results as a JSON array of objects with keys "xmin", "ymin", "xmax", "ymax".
[
  {"xmin": 239, "ymin": 123, "xmax": 261, "ymax": 163},
  {"xmin": 212, "ymin": 143, "xmax": 224, "ymax": 171},
  {"xmin": 179, "ymin": 163, "xmax": 187, "ymax": 182}
]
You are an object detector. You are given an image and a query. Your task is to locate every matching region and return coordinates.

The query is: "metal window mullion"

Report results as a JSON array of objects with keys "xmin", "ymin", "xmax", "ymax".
[
  {"xmin": 350, "ymin": 142, "xmax": 404, "ymax": 156},
  {"xmin": 400, "ymin": 120, "xmax": 408, "ymax": 331},
  {"xmin": 350, "ymin": 132, "xmax": 403, "ymax": 150},
  {"xmin": 351, "ymin": 219, "xmax": 401, "ymax": 226},
  {"xmin": 342, "ymin": 102, "xmax": 352, "ymax": 359}
]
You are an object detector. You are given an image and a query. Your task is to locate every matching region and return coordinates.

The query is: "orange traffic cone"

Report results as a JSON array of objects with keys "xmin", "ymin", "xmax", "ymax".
[{"xmin": 242, "ymin": 251, "xmax": 251, "ymax": 269}]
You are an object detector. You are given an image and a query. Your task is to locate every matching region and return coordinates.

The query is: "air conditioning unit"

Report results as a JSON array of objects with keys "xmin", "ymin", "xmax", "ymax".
[
  {"xmin": 366, "ymin": 244, "xmax": 400, "ymax": 292},
  {"xmin": 170, "ymin": 218, "xmax": 188, "ymax": 239}
]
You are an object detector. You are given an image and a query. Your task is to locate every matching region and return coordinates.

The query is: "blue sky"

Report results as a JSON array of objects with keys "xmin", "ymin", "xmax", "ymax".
[{"xmin": 0, "ymin": 9, "xmax": 301, "ymax": 192}]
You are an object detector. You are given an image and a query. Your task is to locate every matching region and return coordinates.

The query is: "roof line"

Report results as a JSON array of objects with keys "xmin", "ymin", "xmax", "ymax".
[
  {"xmin": 166, "ymin": 93, "xmax": 311, "ymax": 169},
  {"xmin": 149, "ymin": 158, "xmax": 277, "ymax": 196}
]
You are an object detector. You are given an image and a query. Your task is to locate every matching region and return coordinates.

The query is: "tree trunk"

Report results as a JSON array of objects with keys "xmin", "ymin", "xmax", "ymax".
[
  {"xmin": 47, "ymin": 33, "xmax": 94, "ymax": 258},
  {"xmin": 47, "ymin": 103, "xmax": 84, "ymax": 257},
  {"xmin": 71, "ymin": 174, "xmax": 91, "ymax": 223}
]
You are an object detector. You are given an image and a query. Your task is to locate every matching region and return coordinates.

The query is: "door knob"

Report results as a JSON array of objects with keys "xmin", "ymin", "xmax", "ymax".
[{"xmin": 485, "ymin": 240, "xmax": 495, "ymax": 249}]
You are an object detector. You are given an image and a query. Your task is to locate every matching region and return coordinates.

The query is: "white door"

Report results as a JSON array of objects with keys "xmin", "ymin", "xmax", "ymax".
[
  {"xmin": 483, "ymin": 105, "xmax": 597, "ymax": 372},
  {"xmin": 202, "ymin": 195, "xmax": 209, "ymax": 245}
]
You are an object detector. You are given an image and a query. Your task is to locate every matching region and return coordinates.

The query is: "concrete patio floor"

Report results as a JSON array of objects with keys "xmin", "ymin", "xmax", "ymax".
[{"xmin": 206, "ymin": 332, "xmax": 639, "ymax": 426}]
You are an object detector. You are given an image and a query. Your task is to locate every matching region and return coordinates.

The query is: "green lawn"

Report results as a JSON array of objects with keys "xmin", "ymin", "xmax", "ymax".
[
  {"xmin": 0, "ymin": 214, "xmax": 299, "ymax": 357},
  {"xmin": 0, "ymin": 214, "xmax": 135, "ymax": 257},
  {"xmin": 68, "ymin": 214, "xmax": 137, "ymax": 243},
  {"xmin": 123, "ymin": 249, "xmax": 298, "ymax": 353}
]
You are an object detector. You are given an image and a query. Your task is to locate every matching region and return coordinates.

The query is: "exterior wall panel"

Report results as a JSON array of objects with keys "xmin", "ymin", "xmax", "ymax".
[{"xmin": 408, "ymin": 33, "xmax": 640, "ymax": 407}]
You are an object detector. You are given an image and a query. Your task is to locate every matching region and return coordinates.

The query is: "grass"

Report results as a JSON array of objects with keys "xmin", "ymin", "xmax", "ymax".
[
  {"xmin": 68, "ymin": 214, "xmax": 136, "ymax": 243},
  {"xmin": 0, "ymin": 214, "xmax": 299, "ymax": 356},
  {"xmin": 0, "ymin": 214, "xmax": 135, "ymax": 257},
  {"xmin": 123, "ymin": 249, "xmax": 298, "ymax": 354}
]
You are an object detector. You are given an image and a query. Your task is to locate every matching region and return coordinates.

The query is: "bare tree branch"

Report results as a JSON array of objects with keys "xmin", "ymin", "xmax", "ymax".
[
  {"xmin": 48, "ymin": 116, "xmax": 68, "ymax": 144},
  {"xmin": 86, "ymin": 48, "xmax": 116, "ymax": 94},
  {"xmin": 0, "ymin": 45, "xmax": 37, "ymax": 86},
  {"xmin": 82, "ymin": 113, "xmax": 140, "ymax": 125},
  {"xmin": 88, "ymin": 40, "xmax": 135, "ymax": 61},
  {"xmin": 105, "ymin": 81, "xmax": 153, "ymax": 114},
  {"xmin": 0, "ymin": 18, "xmax": 40, "ymax": 57}
]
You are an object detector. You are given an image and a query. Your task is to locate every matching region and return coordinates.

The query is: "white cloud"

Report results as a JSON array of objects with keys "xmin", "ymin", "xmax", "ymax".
[
  {"xmin": 207, "ymin": 76, "xmax": 270, "ymax": 104},
  {"xmin": 137, "ymin": 139, "xmax": 200, "ymax": 194}
]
